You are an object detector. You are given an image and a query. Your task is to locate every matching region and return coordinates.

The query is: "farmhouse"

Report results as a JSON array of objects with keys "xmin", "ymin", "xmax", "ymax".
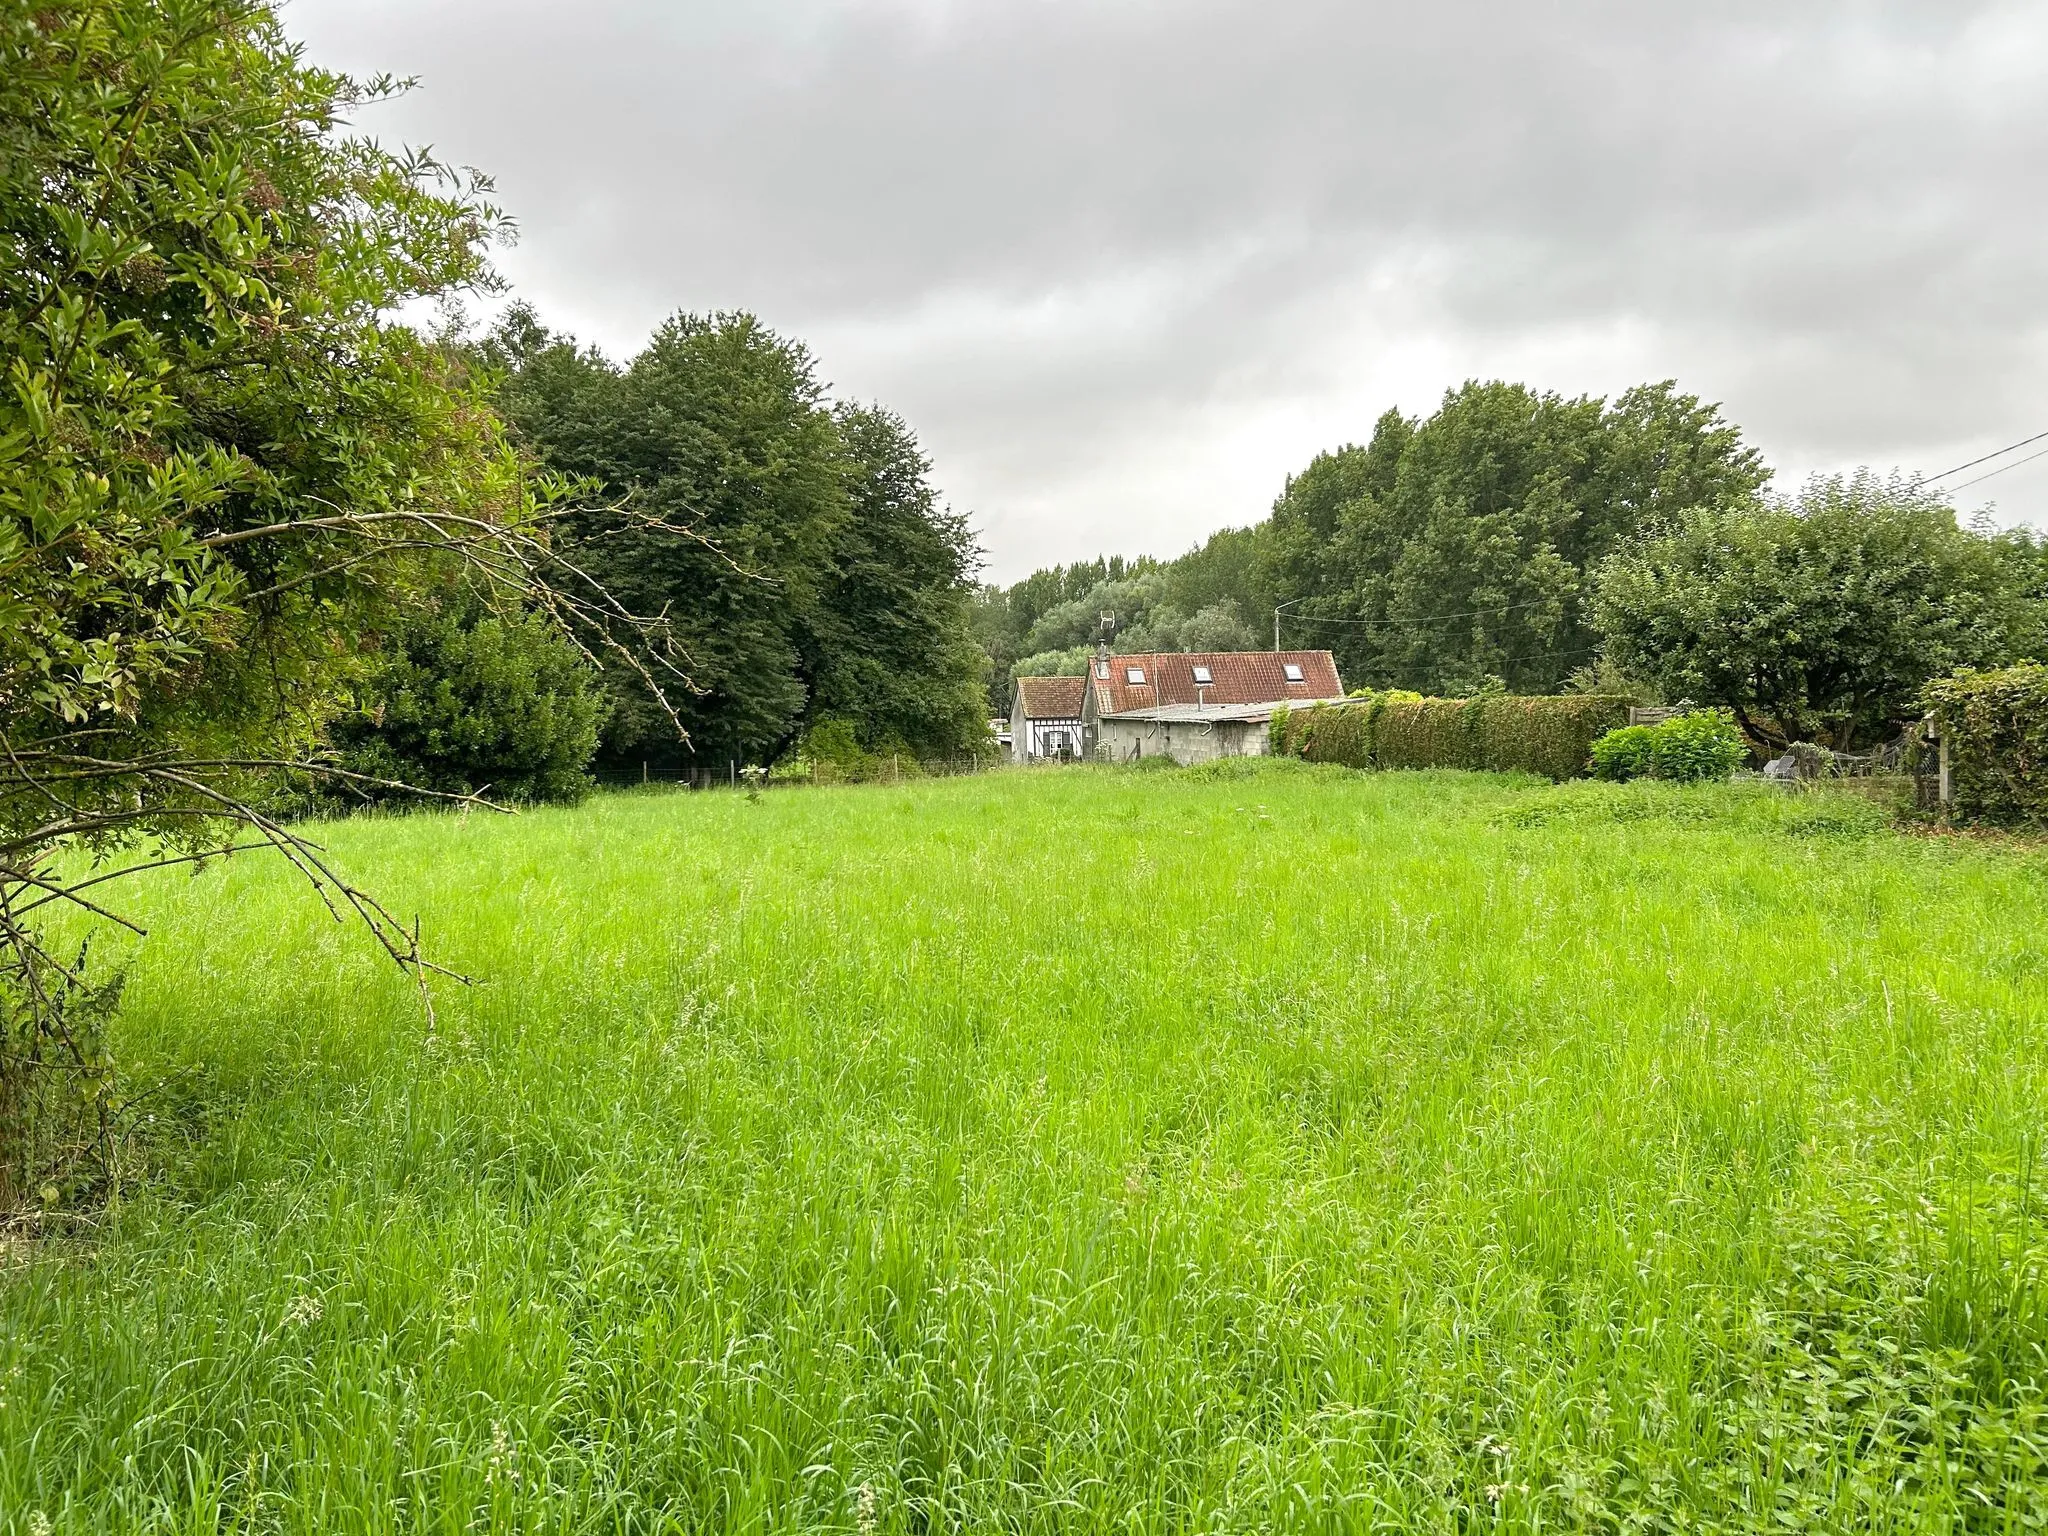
[
  {"xmin": 1086, "ymin": 647, "xmax": 1343, "ymax": 764},
  {"xmin": 1012, "ymin": 649, "xmax": 1344, "ymax": 766},
  {"xmin": 1010, "ymin": 674, "xmax": 1088, "ymax": 763}
]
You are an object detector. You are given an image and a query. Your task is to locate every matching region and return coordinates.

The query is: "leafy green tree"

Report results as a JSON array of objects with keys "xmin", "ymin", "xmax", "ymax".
[
  {"xmin": 0, "ymin": 1, "xmax": 677, "ymax": 1205},
  {"xmin": 492, "ymin": 309, "xmax": 839, "ymax": 768},
  {"xmin": 804, "ymin": 405, "xmax": 988, "ymax": 758},
  {"xmin": 1011, "ymin": 645, "xmax": 1094, "ymax": 678},
  {"xmin": 1595, "ymin": 475, "xmax": 2041, "ymax": 750},
  {"xmin": 972, "ymin": 555, "xmax": 1161, "ymax": 711},
  {"xmin": 1159, "ymin": 525, "xmax": 1276, "ymax": 638},
  {"xmin": 492, "ymin": 312, "xmax": 985, "ymax": 765},
  {"xmin": 1022, "ymin": 571, "xmax": 1168, "ymax": 654},
  {"xmin": 332, "ymin": 584, "xmax": 605, "ymax": 804},
  {"xmin": 1269, "ymin": 382, "xmax": 1768, "ymax": 693}
]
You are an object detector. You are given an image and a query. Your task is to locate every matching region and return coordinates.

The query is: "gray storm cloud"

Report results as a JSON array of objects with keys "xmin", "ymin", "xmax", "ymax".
[{"xmin": 289, "ymin": 0, "xmax": 2048, "ymax": 577}]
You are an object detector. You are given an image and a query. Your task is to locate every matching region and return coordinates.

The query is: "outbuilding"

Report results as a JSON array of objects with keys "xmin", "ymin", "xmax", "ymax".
[
  {"xmin": 1010, "ymin": 674, "xmax": 1088, "ymax": 763},
  {"xmin": 1082, "ymin": 649, "xmax": 1345, "ymax": 765}
]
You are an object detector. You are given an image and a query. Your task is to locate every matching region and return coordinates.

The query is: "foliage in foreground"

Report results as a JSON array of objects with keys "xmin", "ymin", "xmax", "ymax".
[
  {"xmin": 1596, "ymin": 473, "xmax": 2044, "ymax": 751},
  {"xmin": 1591, "ymin": 710, "xmax": 1750, "ymax": 783},
  {"xmin": 2, "ymin": 771, "xmax": 2043, "ymax": 1530},
  {"xmin": 1923, "ymin": 663, "xmax": 2048, "ymax": 825},
  {"xmin": 1276, "ymin": 693, "xmax": 1633, "ymax": 780},
  {"xmin": 0, "ymin": 0, "xmax": 676, "ymax": 1209}
]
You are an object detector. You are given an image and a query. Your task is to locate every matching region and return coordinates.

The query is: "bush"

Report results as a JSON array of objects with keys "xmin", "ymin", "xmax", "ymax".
[
  {"xmin": 1277, "ymin": 694, "xmax": 1631, "ymax": 780},
  {"xmin": 1650, "ymin": 711, "xmax": 1749, "ymax": 782},
  {"xmin": 1595, "ymin": 475, "xmax": 2040, "ymax": 751},
  {"xmin": 794, "ymin": 717, "xmax": 927, "ymax": 784},
  {"xmin": 1591, "ymin": 725, "xmax": 1657, "ymax": 781},
  {"xmin": 1923, "ymin": 664, "xmax": 2048, "ymax": 824},
  {"xmin": 333, "ymin": 587, "xmax": 606, "ymax": 805},
  {"xmin": 1589, "ymin": 711, "xmax": 1749, "ymax": 784}
]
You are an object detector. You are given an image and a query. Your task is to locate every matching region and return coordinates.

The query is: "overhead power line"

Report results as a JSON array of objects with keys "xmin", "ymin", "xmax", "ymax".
[
  {"xmin": 1925, "ymin": 429, "xmax": 2048, "ymax": 485},
  {"xmin": 1942, "ymin": 442, "xmax": 2048, "ymax": 496}
]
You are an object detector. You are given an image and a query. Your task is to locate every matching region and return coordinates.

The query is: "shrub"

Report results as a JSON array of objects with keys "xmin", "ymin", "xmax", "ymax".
[
  {"xmin": 1268, "ymin": 703, "xmax": 1292, "ymax": 756},
  {"xmin": 1595, "ymin": 475, "xmax": 2040, "ymax": 751},
  {"xmin": 1279, "ymin": 694, "xmax": 1631, "ymax": 780},
  {"xmin": 1592, "ymin": 726, "xmax": 1658, "ymax": 781},
  {"xmin": 333, "ymin": 587, "xmax": 606, "ymax": 805},
  {"xmin": 795, "ymin": 717, "xmax": 927, "ymax": 784},
  {"xmin": 1589, "ymin": 711, "xmax": 1749, "ymax": 784},
  {"xmin": 1922, "ymin": 664, "xmax": 2048, "ymax": 824},
  {"xmin": 1650, "ymin": 710, "xmax": 1749, "ymax": 783}
]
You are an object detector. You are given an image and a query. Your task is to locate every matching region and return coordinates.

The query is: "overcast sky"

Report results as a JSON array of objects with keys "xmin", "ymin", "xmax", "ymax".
[{"xmin": 288, "ymin": 0, "xmax": 2048, "ymax": 582}]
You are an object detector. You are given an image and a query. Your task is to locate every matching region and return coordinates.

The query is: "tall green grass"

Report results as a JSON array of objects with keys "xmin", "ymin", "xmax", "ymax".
[{"xmin": 2, "ymin": 764, "xmax": 2045, "ymax": 1532}]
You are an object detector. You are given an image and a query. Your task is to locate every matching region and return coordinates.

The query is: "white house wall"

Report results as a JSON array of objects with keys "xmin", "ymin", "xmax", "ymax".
[{"xmin": 1094, "ymin": 717, "xmax": 1270, "ymax": 766}]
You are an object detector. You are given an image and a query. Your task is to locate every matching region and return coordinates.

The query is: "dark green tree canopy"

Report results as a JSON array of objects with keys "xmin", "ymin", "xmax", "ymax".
[
  {"xmin": 1595, "ymin": 474, "xmax": 2044, "ymax": 751},
  {"xmin": 809, "ymin": 404, "xmax": 989, "ymax": 757},
  {"xmin": 1268, "ymin": 381, "xmax": 1769, "ymax": 694},
  {"xmin": 489, "ymin": 308, "xmax": 985, "ymax": 766},
  {"xmin": 331, "ymin": 583, "xmax": 605, "ymax": 805}
]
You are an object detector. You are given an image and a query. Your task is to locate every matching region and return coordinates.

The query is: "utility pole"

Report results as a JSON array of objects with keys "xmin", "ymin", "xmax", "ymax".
[{"xmin": 1273, "ymin": 598, "xmax": 1305, "ymax": 653}]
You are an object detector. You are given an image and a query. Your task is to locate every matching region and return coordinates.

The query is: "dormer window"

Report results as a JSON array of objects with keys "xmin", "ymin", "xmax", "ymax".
[
  {"xmin": 1191, "ymin": 665, "xmax": 1213, "ymax": 685},
  {"xmin": 1283, "ymin": 663, "xmax": 1305, "ymax": 683},
  {"xmin": 1125, "ymin": 667, "xmax": 1146, "ymax": 685}
]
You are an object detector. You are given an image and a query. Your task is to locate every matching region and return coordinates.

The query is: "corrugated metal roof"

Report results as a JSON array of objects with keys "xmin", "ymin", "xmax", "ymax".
[
  {"xmin": 1016, "ymin": 674, "xmax": 1087, "ymax": 720},
  {"xmin": 1089, "ymin": 651, "xmax": 1342, "ymax": 716}
]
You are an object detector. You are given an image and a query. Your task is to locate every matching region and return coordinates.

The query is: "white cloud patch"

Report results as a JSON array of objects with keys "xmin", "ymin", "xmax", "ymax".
[{"xmin": 288, "ymin": 0, "xmax": 2048, "ymax": 577}]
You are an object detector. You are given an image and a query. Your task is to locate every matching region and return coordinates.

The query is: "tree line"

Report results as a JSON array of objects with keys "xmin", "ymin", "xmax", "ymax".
[
  {"xmin": 981, "ymin": 380, "xmax": 2047, "ymax": 751},
  {"xmin": 323, "ymin": 305, "xmax": 996, "ymax": 798}
]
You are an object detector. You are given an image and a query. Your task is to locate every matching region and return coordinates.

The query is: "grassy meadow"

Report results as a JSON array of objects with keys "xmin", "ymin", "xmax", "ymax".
[{"xmin": 2, "ymin": 763, "xmax": 2046, "ymax": 1532}]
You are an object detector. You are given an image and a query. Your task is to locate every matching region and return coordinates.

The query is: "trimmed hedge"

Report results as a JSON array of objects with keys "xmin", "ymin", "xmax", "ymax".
[
  {"xmin": 1923, "ymin": 664, "xmax": 2048, "ymax": 824},
  {"xmin": 1276, "ymin": 693, "xmax": 1633, "ymax": 781}
]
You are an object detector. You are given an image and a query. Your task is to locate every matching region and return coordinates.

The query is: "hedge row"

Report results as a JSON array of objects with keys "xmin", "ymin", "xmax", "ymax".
[
  {"xmin": 1923, "ymin": 664, "xmax": 2048, "ymax": 825},
  {"xmin": 1276, "ymin": 694, "xmax": 1634, "ymax": 781}
]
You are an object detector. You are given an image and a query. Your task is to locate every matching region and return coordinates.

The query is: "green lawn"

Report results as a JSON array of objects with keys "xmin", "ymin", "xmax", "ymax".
[{"xmin": 3, "ymin": 764, "xmax": 2045, "ymax": 1533}]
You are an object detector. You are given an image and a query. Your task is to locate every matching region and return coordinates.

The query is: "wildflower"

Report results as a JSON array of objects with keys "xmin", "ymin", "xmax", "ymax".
[
  {"xmin": 285, "ymin": 1294, "xmax": 323, "ymax": 1327},
  {"xmin": 487, "ymin": 1421, "xmax": 519, "ymax": 1488},
  {"xmin": 29, "ymin": 1513, "xmax": 53, "ymax": 1536},
  {"xmin": 855, "ymin": 1483, "xmax": 878, "ymax": 1536}
]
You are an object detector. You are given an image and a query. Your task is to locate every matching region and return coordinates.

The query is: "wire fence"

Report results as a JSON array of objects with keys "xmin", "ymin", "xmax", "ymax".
[{"xmin": 590, "ymin": 754, "xmax": 1003, "ymax": 793}]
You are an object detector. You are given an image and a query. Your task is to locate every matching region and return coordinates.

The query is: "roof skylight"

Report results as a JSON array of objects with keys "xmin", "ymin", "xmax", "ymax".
[
  {"xmin": 1191, "ymin": 665, "xmax": 1213, "ymax": 685},
  {"xmin": 1283, "ymin": 663, "xmax": 1305, "ymax": 682},
  {"xmin": 1125, "ymin": 666, "xmax": 1146, "ymax": 685}
]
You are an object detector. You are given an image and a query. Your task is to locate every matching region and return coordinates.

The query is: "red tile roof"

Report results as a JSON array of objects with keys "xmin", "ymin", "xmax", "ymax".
[
  {"xmin": 1089, "ymin": 651, "xmax": 1342, "ymax": 716},
  {"xmin": 1016, "ymin": 674, "xmax": 1088, "ymax": 719}
]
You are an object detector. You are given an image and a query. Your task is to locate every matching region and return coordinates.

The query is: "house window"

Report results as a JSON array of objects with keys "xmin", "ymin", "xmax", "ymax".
[
  {"xmin": 1191, "ymin": 665, "xmax": 1213, "ymax": 685},
  {"xmin": 1283, "ymin": 663, "xmax": 1305, "ymax": 682},
  {"xmin": 1095, "ymin": 659, "xmax": 1109, "ymax": 679},
  {"xmin": 1125, "ymin": 667, "xmax": 1146, "ymax": 685}
]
